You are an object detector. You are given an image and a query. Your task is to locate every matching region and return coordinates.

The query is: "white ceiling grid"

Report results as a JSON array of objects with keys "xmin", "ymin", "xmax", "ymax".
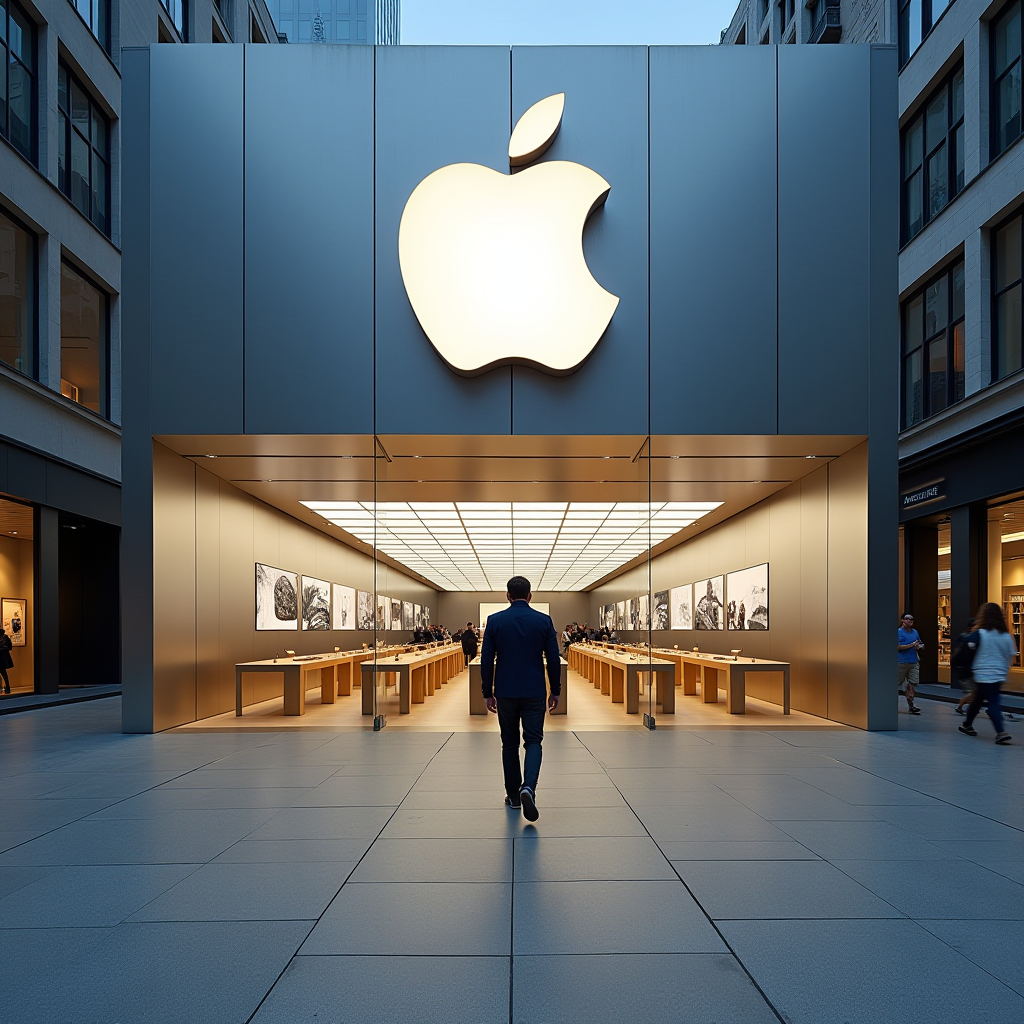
[{"xmin": 300, "ymin": 500, "xmax": 722, "ymax": 592}]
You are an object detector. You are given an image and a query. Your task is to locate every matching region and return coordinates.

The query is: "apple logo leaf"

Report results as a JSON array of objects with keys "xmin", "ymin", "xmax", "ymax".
[{"xmin": 509, "ymin": 93, "xmax": 565, "ymax": 168}]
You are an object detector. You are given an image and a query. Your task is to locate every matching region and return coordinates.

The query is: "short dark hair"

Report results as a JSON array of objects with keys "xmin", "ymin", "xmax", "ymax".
[
  {"xmin": 901, "ymin": 612, "xmax": 914, "ymax": 619},
  {"xmin": 507, "ymin": 576, "xmax": 531, "ymax": 600}
]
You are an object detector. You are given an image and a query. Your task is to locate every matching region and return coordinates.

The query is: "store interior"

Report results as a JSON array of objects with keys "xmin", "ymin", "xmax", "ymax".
[
  {"xmin": 0, "ymin": 497, "xmax": 33, "ymax": 694},
  {"xmin": 147, "ymin": 432, "xmax": 876, "ymax": 732}
]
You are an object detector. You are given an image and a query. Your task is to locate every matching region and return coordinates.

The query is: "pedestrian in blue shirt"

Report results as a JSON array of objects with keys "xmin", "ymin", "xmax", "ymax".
[{"xmin": 897, "ymin": 612, "xmax": 924, "ymax": 715}]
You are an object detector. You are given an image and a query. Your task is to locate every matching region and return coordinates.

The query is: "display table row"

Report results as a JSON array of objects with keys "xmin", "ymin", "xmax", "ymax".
[
  {"xmin": 567, "ymin": 646, "xmax": 675, "ymax": 714},
  {"xmin": 234, "ymin": 643, "xmax": 459, "ymax": 717},
  {"xmin": 360, "ymin": 645, "xmax": 463, "ymax": 714},
  {"xmin": 571, "ymin": 642, "xmax": 790, "ymax": 715},
  {"xmin": 466, "ymin": 657, "xmax": 568, "ymax": 715}
]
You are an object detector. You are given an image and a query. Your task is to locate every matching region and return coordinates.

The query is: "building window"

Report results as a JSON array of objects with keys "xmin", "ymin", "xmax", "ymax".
[
  {"xmin": 902, "ymin": 259, "xmax": 966, "ymax": 428},
  {"xmin": 0, "ymin": 205, "xmax": 35, "ymax": 380},
  {"xmin": 160, "ymin": 0, "xmax": 187, "ymax": 38},
  {"xmin": 67, "ymin": 0, "xmax": 110, "ymax": 53},
  {"xmin": 993, "ymin": 211, "xmax": 1023, "ymax": 381},
  {"xmin": 57, "ymin": 64, "xmax": 110, "ymax": 237},
  {"xmin": 0, "ymin": 1, "xmax": 36, "ymax": 163},
  {"xmin": 901, "ymin": 65, "xmax": 964, "ymax": 244},
  {"xmin": 899, "ymin": 0, "xmax": 953, "ymax": 67},
  {"xmin": 992, "ymin": 2, "xmax": 1022, "ymax": 158},
  {"xmin": 60, "ymin": 262, "xmax": 108, "ymax": 417}
]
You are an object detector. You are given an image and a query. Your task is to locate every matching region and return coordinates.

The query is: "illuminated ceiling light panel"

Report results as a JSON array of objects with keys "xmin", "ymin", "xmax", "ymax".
[{"xmin": 299, "ymin": 499, "xmax": 722, "ymax": 592}]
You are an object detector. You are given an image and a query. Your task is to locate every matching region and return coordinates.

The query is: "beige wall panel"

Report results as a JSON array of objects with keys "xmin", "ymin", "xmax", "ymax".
[
  {"xmin": 195, "ymin": 467, "xmax": 223, "ymax": 721},
  {"xmin": 826, "ymin": 444, "xmax": 869, "ymax": 728},
  {"xmin": 152, "ymin": 442, "xmax": 197, "ymax": 730},
  {"xmin": 253, "ymin": 500, "xmax": 281, "ymax": 571},
  {"xmin": 439, "ymin": 591, "xmax": 589, "ymax": 634},
  {"xmin": 795, "ymin": 469, "xmax": 828, "ymax": 717},
  {"xmin": 218, "ymin": 477, "xmax": 256, "ymax": 713},
  {"xmin": 0, "ymin": 536, "xmax": 34, "ymax": 690}
]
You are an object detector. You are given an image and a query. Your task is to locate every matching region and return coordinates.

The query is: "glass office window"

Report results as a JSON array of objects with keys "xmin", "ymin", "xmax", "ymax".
[
  {"xmin": 901, "ymin": 65, "xmax": 964, "ymax": 244},
  {"xmin": 993, "ymin": 2, "xmax": 1022, "ymax": 157},
  {"xmin": 993, "ymin": 212, "xmax": 1023, "ymax": 380},
  {"xmin": 900, "ymin": 0, "xmax": 953, "ymax": 67},
  {"xmin": 60, "ymin": 262, "xmax": 107, "ymax": 416},
  {"xmin": 67, "ymin": 0, "xmax": 110, "ymax": 53},
  {"xmin": 57, "ymin": 63, "xmax": 110, "ymax": 236},
  {"xmin": 160, "ymin": 0, "xmax": 187, "ymax": 38},
  {"xmin": 0, "ymin": 1, "xmax": 36, "ymax": 163},
  {"xmin": 901, "ymin": 259, "xmax": 966, "ymax": 427},
  {"xmin": 0, "ymin": 206, "xmax": 35, "ymax": 378}
]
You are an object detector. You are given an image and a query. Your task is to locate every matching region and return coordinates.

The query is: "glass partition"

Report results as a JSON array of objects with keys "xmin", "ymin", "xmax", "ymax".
[{"xmin": 371, "ymin": 435, "xmax": 396, "ymax": 730}]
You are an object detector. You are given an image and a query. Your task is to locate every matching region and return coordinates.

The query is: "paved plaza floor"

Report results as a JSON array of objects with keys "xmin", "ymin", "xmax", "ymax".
[{"xmin": 0, "ymin": 695, "xmax": 1021, "ymax": 1023}]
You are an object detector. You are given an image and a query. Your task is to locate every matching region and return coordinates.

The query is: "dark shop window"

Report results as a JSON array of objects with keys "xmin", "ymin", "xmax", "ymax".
[
  {"xmin": 58, "ymin": 63, "xmax": 110, "ymax": 236},
  {"xmin": 993, "ymin": 211, "xmax": 1023, "ymax": 381}
]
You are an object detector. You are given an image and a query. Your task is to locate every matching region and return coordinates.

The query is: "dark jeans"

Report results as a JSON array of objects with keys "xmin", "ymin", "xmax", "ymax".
[
  {"xmin": 965, "ymin": 682, "xmax": 1004, "ymax": 733},
  {"xmin": 496, "ymin": 697, "xmax": 546, "ymax": 799}
]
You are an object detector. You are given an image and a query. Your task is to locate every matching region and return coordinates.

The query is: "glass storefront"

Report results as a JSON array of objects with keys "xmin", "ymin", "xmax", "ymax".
[
  {"xmin": 992, "ymin": 495, "xmax": 1024, "ymax": 681},
  {"xmin": 0, "ymin": 495, "xmax": 34, "ymax": 695}
]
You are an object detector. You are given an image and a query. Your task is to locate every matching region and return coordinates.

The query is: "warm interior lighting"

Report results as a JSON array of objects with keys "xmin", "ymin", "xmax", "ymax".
[
  {"xmin": 300, "ymin": 500, "xmax": 722, "ymax": 592},
  {"xmin": 1002, "ymin": 531, "xmax": 1024, "ymax": 544}
]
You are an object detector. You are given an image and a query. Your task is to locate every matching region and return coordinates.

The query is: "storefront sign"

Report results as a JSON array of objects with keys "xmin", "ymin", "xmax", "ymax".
[
  {"xmin": 901, "ymin": 481, "xmax": 945, "ymax": 510},
  {"xmin": 398, "ymin": 93, "xmax": 619, "ymax": 377}
]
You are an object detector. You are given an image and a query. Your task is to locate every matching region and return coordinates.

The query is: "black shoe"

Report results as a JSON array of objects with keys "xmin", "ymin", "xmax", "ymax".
[
  {"xmin": 504, "ymin": 796, "xmax": 521, "ymax": 809},
  {"xmin": 954, "ymin": 705, "xmax": 965, "ymax": 715},
  {"xmin": 995, "ymin": 732, "xmax": 1012, "ymax": 745},
  {"xmin": 520, "ymin": 786, "xmax": 538, "ymax": 822},
  {"xmin": 958, "ymin": 724, "xmax": 977, "ymax": 736},
  {"xmin": 908, "ymin": 704, "xmax": 921, "ymax": 715}
]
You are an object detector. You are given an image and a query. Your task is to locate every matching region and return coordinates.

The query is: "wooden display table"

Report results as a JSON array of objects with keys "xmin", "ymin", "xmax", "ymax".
[
  {"xmin": 360, "ymin": 644, "xmax": 463, "ymax": 715},
  {"xmin": 467, "ymin": 657, "xmax": 568, "ymax": 715},
  {"xmin": 583, "ymin": 643, "xmax": 791, "ymax": 715},
  {"xmin": 568, "ymin": 645, "xmax": 674, "ymax": 714},
  {"xmin": 235, "ymin": 648, "xmax": 374, "ymax": 717}
]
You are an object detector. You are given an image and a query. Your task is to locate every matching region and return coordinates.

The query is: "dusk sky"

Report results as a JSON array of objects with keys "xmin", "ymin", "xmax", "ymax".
[{"xmin": 402, "ymin": 0, "xmax": 741, "ymax": 46}]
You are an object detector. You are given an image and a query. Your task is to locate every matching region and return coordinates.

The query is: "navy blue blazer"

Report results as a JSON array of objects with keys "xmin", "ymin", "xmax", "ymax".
[{"xmin": 480, "ymin": 600, "xmax": 562, "ymax": 700}]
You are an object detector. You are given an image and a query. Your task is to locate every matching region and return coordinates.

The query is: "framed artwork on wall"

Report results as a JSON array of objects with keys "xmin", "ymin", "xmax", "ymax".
[
  {"xmin": 670, "ymin": 584, "xmax": 692, "ymax": 630},
  {"xmin": 255, "ymin": 564, "xmax": 298, "ymax": 631},
  {"xmin": 402, "ymin": 601, "xmax": 414, "ymax": 630},
  {"xmin": 616, "ymin": 600, "xmax": 625, "ymax": 629},
  {"xmin": 424, "ymin": 606, "xmax": 431, "ymax": 625},
  {"xmin": 356, "ymin": 590, "xmax": 374, "ymax": 630},
  {"xmin": 654, "ymin": 590, "xmax": 669, "ymax": 630},
  {"xmin": 376, "ymin": 593, "xmax": 389, "ymax": 630},
  {"xmin": 727, "ymin": 564, "xmax": 769, "ymax": 630},
  {"xmin": 301, "ymin": 577, "xmax": 331, "ymax": 630},
  {"xmin": 628, "ymin": 597, "xmax": 639, "ymax": 629},
  {"xmin": 390, "ymin": 597, "xmax": 402, "ymax": 630},
  {"xmin": 603, "ymin": 604, "xmax": 615, "ymax": 629},
  {"xmin": 414, "ymin": 604, "xmax": 422, "ymax": 628},
  {"xmin": 694, "ymin": 577, "xmax": 725, "ymax": 630},
  {"xmin": 1, "ymin": 598, "xmax": 27, "ymax": 646},
  {"xmin": 333, "ymin": 585, "xmax": 356, "ymax": 630},
  {"xmin": 639, "ymin": 593, "xmax": 650, "ymax": 630}
]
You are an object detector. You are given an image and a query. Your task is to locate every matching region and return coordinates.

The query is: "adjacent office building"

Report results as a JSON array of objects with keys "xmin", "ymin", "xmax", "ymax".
[
  {"xmin": 0, "ymin": 0, "xmax": 278, "ymax": 697},
  {"xmin": 265, "ymin": 0, "xmax": 399, "ymax": 44},
  {"xmin": 724, "ymin": 1, "xmax": 1024, "ymax": 692}
]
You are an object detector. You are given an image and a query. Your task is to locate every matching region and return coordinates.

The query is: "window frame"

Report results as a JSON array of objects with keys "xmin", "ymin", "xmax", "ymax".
[
  {"xmin": 991, "ymin": 0, "xmax": 1022, "ymax": 159},
  {"xmin": 57, "ymin": 60, "xmax": 111, "ymax": 237},
  {"xmin": 901, "ymin": 258, "xmax": 966, "ymax": 429},
  {"xmin": 159, "ymin": 0, "xmax": 188, "ymax": 40},
  {"xmin": 992, "ymin": 208, "xmax": 1024, "ymax": 382},
  {"xmin": 899, "ymin": 1, "xmax": 956, "ymax": 68},
  {"xmin": 59, "ymin": 258, "xmax": 110, "ymax": 419},
  {"xmin": 900, "ymin": 63, "xmax": 965, "ymax": 245},
  {"xmin": 0, "ymin": 200, "xmax": 38, "ymax": 382},
  {"xmin": 0, "ymin": 0, "xmax": 38, "ymax": 164}
]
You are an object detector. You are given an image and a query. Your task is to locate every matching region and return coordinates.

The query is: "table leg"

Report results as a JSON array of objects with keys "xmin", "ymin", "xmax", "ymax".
[
  {"xmin": 412, "ymin": 665, "xmax": 425, "ymax": 704},
  {"xmin": 659, "ymin": 671, "xmax": 675, "ymax": 714},
  {"xmin": 683, "ymin": 662, "xmax": 699, "ymax": 696},
  {"xmin": 400, "ymin": 667, "xmax": 411, "ymax": 714},
  {"xmin": 611, "ymin": 665, "xmax": 624, "ymax": 703},
  {"xmin": 626, "ymin": 668, "xmax": 639, "ymax": 714},
  {"xmin": 783, "ymin": 667, "xmax": 791, "ymax": 714},
  {"xmin": 321, "ymin": 665, "xmax": 337, "ymax": 705},
  {"xmin": 727, "ymin": 665, "xmax": 745, "ymax": 714},
  {"xmin": 284, "ymin": 666, "xmax": 305, "ymax": 716},
  {"xmin": 338, "ymin": 661, "xmax": 352, "ymax": 696},
  {"xmin": 235, "ymin": 668, "xmax": 243, "ymax": 716},
  {"xmin": 701, "ymin": 666, "xmax": 719, "ymax": 704}
]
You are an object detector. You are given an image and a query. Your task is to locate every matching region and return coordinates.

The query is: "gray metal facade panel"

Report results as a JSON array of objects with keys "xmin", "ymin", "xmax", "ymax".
[
  {"xmin": 649, "ymin": 45, "xmax": 779, "ymax": 436},
  {"xmin": 149, "ymin": 45, "xmax": 244, "ymax": 435},
  {"xmin": 777, "ymin": 44, "xmax": 871, "ymax": 435},
  {"xmin": 509, "ymin": 46, "xmax": 649, "ymax": 435},
  {"xmin": 373, "ymin": 45, "xmax": 513, "ymax": 434},
  {"xmin": 244, "ymin": 45, "xmax": 374, "ymax": 434}
]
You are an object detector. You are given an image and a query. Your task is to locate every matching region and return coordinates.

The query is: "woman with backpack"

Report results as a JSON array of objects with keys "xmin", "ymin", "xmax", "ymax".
[
  {"xmin": 958, "ymin": 602, "xmax": 1015, "ymax": 745},
  {"xmin": 0, "ymin": 625, "xmax": 13, "ymax": 693}
]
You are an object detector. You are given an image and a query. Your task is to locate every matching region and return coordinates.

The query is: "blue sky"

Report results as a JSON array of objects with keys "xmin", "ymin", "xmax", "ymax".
[{"xmin": 401, "ymin": 0, "xmax": 741, "ymax": 46}]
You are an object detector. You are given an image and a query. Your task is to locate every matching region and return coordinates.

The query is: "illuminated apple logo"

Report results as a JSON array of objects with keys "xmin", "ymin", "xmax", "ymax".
[{"xmin": 398, "ymin": 93, "xmax": 619, "ymax": 376}]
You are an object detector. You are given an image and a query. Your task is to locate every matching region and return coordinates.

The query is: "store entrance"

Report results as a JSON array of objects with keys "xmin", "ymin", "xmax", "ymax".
[{"xmin": 154, "ymin": 432, "xmax": 867, "ymax": 733}]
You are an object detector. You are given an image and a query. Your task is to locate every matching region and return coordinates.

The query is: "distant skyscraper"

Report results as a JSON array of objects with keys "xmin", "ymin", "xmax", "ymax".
[{"xmin": 268, "ymin": 0, "xmax": 400, "ymax": 44}]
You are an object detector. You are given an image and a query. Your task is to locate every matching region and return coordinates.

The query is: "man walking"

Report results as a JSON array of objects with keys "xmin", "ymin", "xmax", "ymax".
[
  {"xmin": 481, "ymin": 576, "xmax": 561, "ymax": 822},
  {"xmin": 461, "ymin": 621, "xmax": 479, "ymax": 667},
  {"xmin": 897, "ymin": 612, "xmax": 924, "ymax": 715}
]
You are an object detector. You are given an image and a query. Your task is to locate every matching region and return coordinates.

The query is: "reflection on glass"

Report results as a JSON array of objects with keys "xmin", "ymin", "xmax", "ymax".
[
  {"xmin": 60, "ymin": 262, "xmax": 107, "ymax": 416},
  {"xmin": 997, "ymin": 284, "xmax": 1023, "ymax": 379},
  {"xmin": 0, "ymin": 208, "xmax": 34, "ymax": 377}
]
